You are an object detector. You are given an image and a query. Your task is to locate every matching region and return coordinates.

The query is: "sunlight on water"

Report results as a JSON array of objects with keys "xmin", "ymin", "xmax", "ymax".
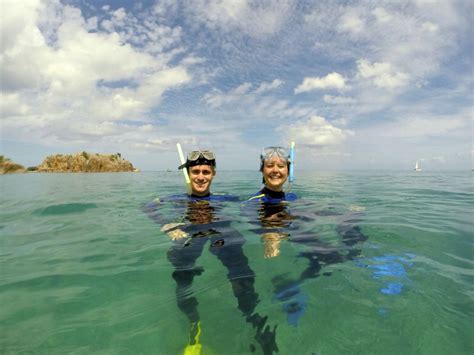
[{"xmin": 1, "ymin": 171, "xmax": 473, "ymax": 354}]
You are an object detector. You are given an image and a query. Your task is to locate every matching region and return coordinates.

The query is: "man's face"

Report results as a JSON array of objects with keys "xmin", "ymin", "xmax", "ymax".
[{"xmin": 188, "ymin": 164, "xmax": 215, "ymax": 196}]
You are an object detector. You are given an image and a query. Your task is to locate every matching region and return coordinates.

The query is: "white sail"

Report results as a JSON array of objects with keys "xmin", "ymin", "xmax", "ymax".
[{"xmin": 415, "ymin": 160, "xmax": 421, "ymax": 171}]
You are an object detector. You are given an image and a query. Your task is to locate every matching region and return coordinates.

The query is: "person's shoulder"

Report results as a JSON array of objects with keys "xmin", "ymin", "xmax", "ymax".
[
  {"xmin": 209, "ymin": 193, "xmax": 240, "ymax": 202},
  {"xmin": 244, "ymin": 190, "xmax": 298, "ymax": 204},
  {"xmin": 144, "ymin": 194, "xmax": 188, "ymax": 208},
  {"xmin": 285, "ymin": 192, "xmax": 298, "ymax": 201},
  {"xmin": 245, "ymin": 190, "xmax": 266, "ymax": 203}
]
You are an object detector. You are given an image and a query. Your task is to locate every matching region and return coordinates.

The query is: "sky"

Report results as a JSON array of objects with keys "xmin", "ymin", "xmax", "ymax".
[{"xmin": 1, "ymin": 0, "xmax": 473, "ymax": 171}]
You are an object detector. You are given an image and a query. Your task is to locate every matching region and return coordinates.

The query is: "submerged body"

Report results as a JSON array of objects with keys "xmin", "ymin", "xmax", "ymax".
[
  {"xmin": 145, "ymin": 193, "xmax": 278, "ymax": 354},
  {"xmin": 245, "ymin": 146, "xmax": 369, "ymax": 327}
]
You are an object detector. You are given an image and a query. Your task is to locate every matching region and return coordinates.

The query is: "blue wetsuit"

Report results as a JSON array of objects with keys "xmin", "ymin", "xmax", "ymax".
[
  {"xmin": 244, "ymin": 187, "xmax": 368, "ymax": 326},
  {"xmin": 244, "ymin": 187, "xmax": 367, "ymax": 274},
  {"xmin": 144, "ymin": 193, "xmax": 278, "ymax": 354},
  {"xmin": 247, "ymin": 186, "xmax": 297, "ymax": 203}
]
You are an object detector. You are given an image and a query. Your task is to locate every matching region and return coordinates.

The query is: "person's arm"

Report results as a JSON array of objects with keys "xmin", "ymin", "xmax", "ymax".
[
  {"xmin": 335, "ymin": 206, "xmax": 368, "ymax": 260},
  {"xmin": 144, "ymin": 197, "xmax": 190, "ymax": 240},
  {"xmin": 160, "ymin": 222, "xmax": 188, "ymax": 240},
  {"xmin": 261, "ymin": 232, "xmax": 289, "ymax": 258},
  {"xmin": 241, "ymin": 197, "xmax": 295, "ymax": 259}
]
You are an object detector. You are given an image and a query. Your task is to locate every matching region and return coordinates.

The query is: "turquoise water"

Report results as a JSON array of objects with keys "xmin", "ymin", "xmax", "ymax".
[{"xmin": 1, "ymin": 171, "xmax": 472, "ymax": 354}]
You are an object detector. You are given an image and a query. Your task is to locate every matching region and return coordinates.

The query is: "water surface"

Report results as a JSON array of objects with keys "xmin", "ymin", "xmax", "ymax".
[{"xmin": 1, "ymin": 171, "xmax": 472, "ymax": 354}]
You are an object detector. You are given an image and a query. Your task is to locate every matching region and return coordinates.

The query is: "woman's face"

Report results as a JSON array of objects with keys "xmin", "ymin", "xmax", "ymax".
[{"xmin": 262, "ymin": 156, "xmax": 288, "ymax": 192}]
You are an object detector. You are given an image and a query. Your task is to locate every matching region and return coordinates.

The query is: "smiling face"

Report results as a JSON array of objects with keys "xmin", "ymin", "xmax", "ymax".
[
  {"xmin": 262, "ymin": 156, "xmax": 289, "ymax": 192},
  {"xmin": 188, "ymin": 164, "xmax": 216, "ymax": 196}
]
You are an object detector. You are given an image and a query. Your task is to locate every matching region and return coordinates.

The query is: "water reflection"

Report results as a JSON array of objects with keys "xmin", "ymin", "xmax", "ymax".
[{"xmin": 246, "ymin": 199, "xmax": 368, "ymax": 326}]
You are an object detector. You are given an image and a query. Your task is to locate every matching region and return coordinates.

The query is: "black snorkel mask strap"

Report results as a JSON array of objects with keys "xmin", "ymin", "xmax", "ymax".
[{"xmin": 178, "ymin": 156, "xmax": 216, "ymax": 170}]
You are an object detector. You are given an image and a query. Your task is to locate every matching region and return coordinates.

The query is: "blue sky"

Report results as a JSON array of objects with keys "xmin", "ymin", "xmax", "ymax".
[{"xmin": 1, "ymin": 0, "xmax": 473, "ymax": 171}]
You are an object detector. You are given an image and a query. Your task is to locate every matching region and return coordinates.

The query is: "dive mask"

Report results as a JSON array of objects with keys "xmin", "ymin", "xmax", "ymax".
[{"xmin": 178, "ymin": 150, "xmax": 216, "ymax": 169}]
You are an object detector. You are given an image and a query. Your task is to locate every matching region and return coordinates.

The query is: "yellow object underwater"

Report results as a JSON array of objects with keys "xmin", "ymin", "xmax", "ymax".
[{"xmin": 183, "ymin": 321, "xmax": 202, "ymax": 355}]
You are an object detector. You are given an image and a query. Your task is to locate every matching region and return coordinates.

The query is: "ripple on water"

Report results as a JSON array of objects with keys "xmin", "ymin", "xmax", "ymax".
[{"xmin": 33, "ymin": 203, "xmax": 98, "ymax": 216}]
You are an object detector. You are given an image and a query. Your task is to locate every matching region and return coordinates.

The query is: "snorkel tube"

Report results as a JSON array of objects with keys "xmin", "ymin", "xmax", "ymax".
[
  {"xmin": 176, "ymin": 143, "xmax": 192, "ymax": 195},
  {"xmin": 287, "ymin": 141, "xmax": 295, "ymax": 192},
  {"xmin": 289, "ymin": 141, "xmax": 295, "ymax": 183}
]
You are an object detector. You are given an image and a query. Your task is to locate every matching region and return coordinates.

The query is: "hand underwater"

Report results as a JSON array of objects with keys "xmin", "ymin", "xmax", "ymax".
[
  {"xmin": 161, "ymin": 223, "xmax": 188, "ymax": 240},
  {"xmin": 262, "ymin": 232, "xmax": 289, "ymax": 259},
  {"xmin": 167, "ymin": 228, "xmax": 189, "ymax": 240}
]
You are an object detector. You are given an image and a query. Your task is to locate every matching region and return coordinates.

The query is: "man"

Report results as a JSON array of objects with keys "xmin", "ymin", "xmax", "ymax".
[
  {"xmin": 179, "ymin": 150, "xmax": 217, "ymax": 198},
  {"xmin": 145, "ymin": 150, "xmax": 278, "ymax": 355}
]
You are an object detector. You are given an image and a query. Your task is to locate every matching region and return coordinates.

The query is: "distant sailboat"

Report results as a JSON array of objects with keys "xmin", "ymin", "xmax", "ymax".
[{"xmin": 414, "ymin": 160, "xmax": 422, "ymax": 171}]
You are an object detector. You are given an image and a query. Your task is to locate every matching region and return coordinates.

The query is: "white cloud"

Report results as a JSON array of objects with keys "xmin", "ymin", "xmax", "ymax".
[
  {"xmin": 372, "ymin": 7, "xmax": 392, "ymax": 23},
  {"xmin": 279, "ymin": 116, "xmax": 354, "ymax": 146},
  {"xmin": 359, "ymin": 108, "xmax": 471, "ymax": 139},
  {"xmin": 100, "ymin": 19, "xmax": 114, "ymax": 32},
  {"xmin": 356, "ymin": 59, "xmax": 409, "ymax": 89},
  {"xmin": 338, "ymin": 11, "xmax": 365, "ymax": 34},
  {"xmin": 254, "ymin": 79, "xmax": 284, "ymax": 94},
  {"xmin": 203, "ymin": 83, "xmax": 252, "ymax": 108},
  {"xmin": 233, "ymin": 83, "xmax": 253, "ymax": 95},
  {"xmin": 1, "ymin": 1, "xmax": 471, "ymax": 171},
  {"xmin": 0, "ymin": 93, "xmax": 29, "ymax": 116},
  {"xmin": 184, "ymin": 0, "xmax": 293, "ymax": 38},
  {"xmin": 384, "ymin": 116, "xmax": 468, "ymax": 138},
  {"xmin": 422, "ymin": 21, "xmax": 439, "ymax": 33},
  {"xmin": 302, "ymin": 1, "xmax": 466, "ymax": 118},
  {"xmin": 295, "ymin": 72, "xmax": 347, "ymax": 94},
  {"xmin": 1, "ymin": 0, "xmax": 193, "ymax": 146},
  {"xmin": 153, "ymin": 0, "xmax": 179, "ymax": 17},
  {"xmin": 323, "ymin": 95, "xmax": 356, "ymax": 105},
  {"xmin": 203, "ymin": 79, "xmax": 284, "ymax": 108}
]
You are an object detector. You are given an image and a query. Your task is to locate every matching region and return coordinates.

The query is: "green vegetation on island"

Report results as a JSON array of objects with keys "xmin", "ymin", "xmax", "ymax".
[{"xmin": 1, "ymin": 152, "xmax": 138, "ymax": 174}]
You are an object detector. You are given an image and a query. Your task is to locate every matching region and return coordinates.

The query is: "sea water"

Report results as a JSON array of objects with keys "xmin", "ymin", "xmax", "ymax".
[{"xmin": 1, "ymin": 171, "xmax": 472, "ymax": 354}]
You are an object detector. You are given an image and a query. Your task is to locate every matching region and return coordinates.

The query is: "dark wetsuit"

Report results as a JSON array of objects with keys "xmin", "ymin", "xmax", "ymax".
[
  {"xmin": 145, "ymin": 193, "xmax": 278, "ymax": 354},
  {"xmin": 245, "ymin": 187, "xmax": 367, "ymax": 292},
  {"xmin": 247, "ymin": 186, "xmax": 297, "ymax": 204}
]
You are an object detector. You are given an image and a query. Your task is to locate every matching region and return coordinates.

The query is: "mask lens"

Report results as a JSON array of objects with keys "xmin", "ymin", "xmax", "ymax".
[
  {"xmin": 187, "ymin": 150, "xmax": 215, "ymax": 161},
  {"xmin": 262, "ymin": 147, "xmax": 288, "ymax": 159},
  {"xmin": 201, "ymin": 151, "xmax": 215, "ymax": 160},
  {"xmin": 188, "ymin": 151, "xmax": 202, "ymax": 161},
  {"xmin": 277, "ymin": 148, "xmax": 288, "ymax": 157},
  {"xmin": 263, "ymin": 147, "xmax": 276, "ymax": 156}
]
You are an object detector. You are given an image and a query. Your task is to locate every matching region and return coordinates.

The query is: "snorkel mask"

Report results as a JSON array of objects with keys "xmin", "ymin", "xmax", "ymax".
[
  {"xmin": 260, "ymin": 147, "xmax": 291, "ymax": 167},
  {"xmin": 178, "ymin": 150, "xmax": 216, "ymax": 170}
]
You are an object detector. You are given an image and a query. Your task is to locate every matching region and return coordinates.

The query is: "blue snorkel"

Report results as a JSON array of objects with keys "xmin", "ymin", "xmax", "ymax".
[
  {"xmin": 289, "ymin": 141, "xmax": 295, "ymax": 183},
  {"xmin": 287, "ymin": 141, "xmax": 295, "ymax": 192}
]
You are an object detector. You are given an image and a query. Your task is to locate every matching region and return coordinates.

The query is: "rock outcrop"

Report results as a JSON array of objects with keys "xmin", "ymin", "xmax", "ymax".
[
  {"xmin": 36, "ymin": 152, "xmax": 136, "ymax": 173},
  {"xmin": 0, "ymin": 156, "xmax": 26, "ymax": 174}
]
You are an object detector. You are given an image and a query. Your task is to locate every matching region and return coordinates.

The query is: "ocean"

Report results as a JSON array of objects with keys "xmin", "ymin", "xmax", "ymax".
[{"xmin": 1, "ymin": 171, "xmax": 472, "ymax": 354}]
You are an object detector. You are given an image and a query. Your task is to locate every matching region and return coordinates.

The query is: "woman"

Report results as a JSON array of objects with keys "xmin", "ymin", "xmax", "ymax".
[
  {"xmin": 244, "ymin": 146, "xmax": 297, "ymax": 258},
  {"xmin": 247, "ymin": 146, "xmax": 297, "ymax": 203}
]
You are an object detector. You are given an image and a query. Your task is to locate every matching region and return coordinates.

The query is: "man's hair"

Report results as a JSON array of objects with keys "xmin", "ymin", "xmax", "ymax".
[
  {"xmin": 180, "ymin": 156, "xmax": 216, "ymax": 171},
  {"xmin": 186, "ymin": 157, "xmax": 216, "ymax": 172}
]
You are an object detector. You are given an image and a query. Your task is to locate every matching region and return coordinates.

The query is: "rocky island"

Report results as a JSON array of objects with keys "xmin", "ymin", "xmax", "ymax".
[
  {"xmin": 0, "ymin": 156, "xmax": 26, "ymax": 174},
  {"xmin": 1, "ymin": 152, "xmax": 137, "ymax": 174}
]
